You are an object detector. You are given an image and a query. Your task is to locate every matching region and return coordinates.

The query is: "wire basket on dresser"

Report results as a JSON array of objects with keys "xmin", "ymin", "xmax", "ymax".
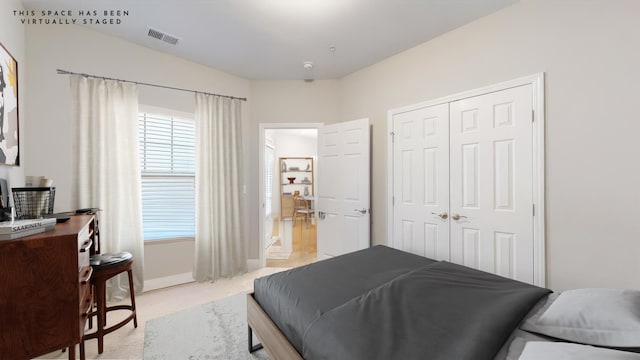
[{"xmin": 11, "ymin": 187, "xmax": 56, "ymax": 219}]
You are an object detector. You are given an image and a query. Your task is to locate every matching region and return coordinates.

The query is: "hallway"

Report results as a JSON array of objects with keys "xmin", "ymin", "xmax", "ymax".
[{"xmin": 267, "ymin": 219, "xmax": 316, "ymax": 268}]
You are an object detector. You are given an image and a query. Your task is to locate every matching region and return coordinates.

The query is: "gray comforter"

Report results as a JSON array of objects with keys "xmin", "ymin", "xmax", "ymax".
[
  {"xmin": 254, "ymin": 246, "xmax": 436, "ymax": 353},
  {"xmin": 301, "ymin": 261, "xmax": 550, "ymax": 360}
]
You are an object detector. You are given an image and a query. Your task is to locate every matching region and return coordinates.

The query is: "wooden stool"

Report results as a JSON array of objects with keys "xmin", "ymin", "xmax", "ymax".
[{"xmin": 83, "ymin": 252, "xmax": 137, "ymax": 354}]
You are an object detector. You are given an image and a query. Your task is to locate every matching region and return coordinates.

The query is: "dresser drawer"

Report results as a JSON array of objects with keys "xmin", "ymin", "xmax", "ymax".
[
  {"xmin": 78, "ymin": 220, "xmax": 93, "ymax": 270},
  {"xmin": 78, "ymin": 221, "xmax": 91, "ymax": 246},
  {"xmin": 78, "ymin": 238, "xmax": 92, "ymax": 269},
  {"xmin": 79, "ymin": 280, "xmax": 92, "ymax": 316},
  {"xmin": 78, "ymin": 265, "xmax": 93, "ymax": 336},
  {"xmin": 79, "ymin": 266, "xmax": 92, "ymax": 307}
]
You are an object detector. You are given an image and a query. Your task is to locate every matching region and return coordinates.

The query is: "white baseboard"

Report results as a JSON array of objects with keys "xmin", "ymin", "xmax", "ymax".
[
  {"xmin": 265, "ymin": 235, "xmax": 279, "ymax": 249},
  {"xmin": 144, "ymin": 272, "xmax": 194, "ymax": 292},
  {"xmin": 144, "ymin": 260, "xmax": 264, "ymax": 292}
]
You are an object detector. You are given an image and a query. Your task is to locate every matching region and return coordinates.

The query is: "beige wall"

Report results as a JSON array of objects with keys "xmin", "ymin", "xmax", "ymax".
[
  {"xmin": 144, "ymin": 239, "xmax": 195, "ymax": 279},
  {"xmin": 23, "ymin": 24, "xmax": 251, "ymax": 281},
  {"xmin": 247, "ymin": 80, "xmax": 339, "ymax": 257},
  {"xmin": 0, "ymin": 0, "xmax": 26, "ymax": 188},
  {"xmin": 339, "ymin": 0, "xmax": 640, "ymax": 291}
]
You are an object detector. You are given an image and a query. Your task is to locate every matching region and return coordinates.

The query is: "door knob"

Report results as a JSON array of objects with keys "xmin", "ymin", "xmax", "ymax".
[
  {"xmin": 354, "ymin": 208, "xmax": 368, "ymax": 214},
  {"xmin": 432, "ymin": 212, "xmax": 448, "ymax": 220},
  {"xmin": 452, "ymin": 213, "xmax": 467, "ymax": 221}
]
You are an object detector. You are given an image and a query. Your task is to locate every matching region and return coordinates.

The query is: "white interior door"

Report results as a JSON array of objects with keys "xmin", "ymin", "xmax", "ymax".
[
  {"xmin": 449, "ymin": 84, "xmax": 534, "ymax": 283},
  {"xmin": 392, "ymin": 104, "xmax": 450, "ymax": 260},
  {"xmin": 316, "ymin": 118, "xmax": 370, "ymax": 259},
  {"xmin": 264, "ymin": 144, "xmax": 275, "ymax": 248}
]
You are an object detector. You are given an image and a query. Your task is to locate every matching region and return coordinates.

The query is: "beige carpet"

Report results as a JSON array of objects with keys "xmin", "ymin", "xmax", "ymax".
[{"xmin": 36, "ymin": 267, "xmax": 286, "ymax": 360}]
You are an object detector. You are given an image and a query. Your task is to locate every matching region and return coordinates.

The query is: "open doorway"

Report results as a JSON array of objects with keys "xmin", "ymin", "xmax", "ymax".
[{"xmin": 259, "ymin": 124, "xmax": 322, "ymax": 268}]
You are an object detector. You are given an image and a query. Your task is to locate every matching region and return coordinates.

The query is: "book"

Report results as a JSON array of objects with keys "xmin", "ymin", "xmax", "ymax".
[
  {"xmin": 0, "ymin": 223, "xmax": 56, "ymax": 240},
  {"xmin": 0, "ymin": 218, "xmax": 57, "ymax": 234}
]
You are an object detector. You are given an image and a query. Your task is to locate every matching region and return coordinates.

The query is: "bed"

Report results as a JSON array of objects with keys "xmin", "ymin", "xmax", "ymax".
[{"xmin": 247, "ymin": 246, "xmax": 640, "ymax": 360}]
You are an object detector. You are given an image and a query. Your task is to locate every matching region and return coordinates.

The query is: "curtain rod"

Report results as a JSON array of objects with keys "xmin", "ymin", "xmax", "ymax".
[{"xmin": 56, "ymin": 69, "xmax": 247, "ymax": 102}]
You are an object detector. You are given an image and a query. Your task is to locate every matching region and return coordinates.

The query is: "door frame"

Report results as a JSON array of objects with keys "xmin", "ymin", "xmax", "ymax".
[
  {"xmin": 386, "ymin": 73, "xmax": 546, "ymax": 286},
  {"xmin": 258, "ymin": 123, "xmax": 324, "ymax": 267}
]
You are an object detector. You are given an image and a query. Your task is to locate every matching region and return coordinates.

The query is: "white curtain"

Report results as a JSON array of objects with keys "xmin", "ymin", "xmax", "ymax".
[
  {"xmin": 193, "ymin": 93, "xmax": 247, "ymax": 281},
  {"xmin": 70, "ymin": 75, "xmax": 144, "ymax": 297}
]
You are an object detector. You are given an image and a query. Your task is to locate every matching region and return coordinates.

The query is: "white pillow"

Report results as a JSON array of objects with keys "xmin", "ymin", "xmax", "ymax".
[
  {"xmin": 518, "ymin": 341, "xmax": 640, "ymax": 360},
  {"xmin": 521, "ymin": 288, "xmax": 640, "ymax": 347}
]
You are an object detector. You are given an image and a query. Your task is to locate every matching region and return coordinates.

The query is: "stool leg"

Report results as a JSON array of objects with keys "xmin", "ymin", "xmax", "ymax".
[
  {"xmin": 127, "ymin": 269, "xmax": 138, "ymax": 328},
  {"xmin": 79, "ymin": 340, "xmax": 85, "ymax": 360},
  {"xmin": 88, "ymin": 285, "xmax": 94, "ymax": 330},
  {"xmin": 96, "ymin": 277, "xmax": 107, "ymax": 354},
  {"xmin": 67, "ymin": 344, "xmax": 75, "ymax": 360}
]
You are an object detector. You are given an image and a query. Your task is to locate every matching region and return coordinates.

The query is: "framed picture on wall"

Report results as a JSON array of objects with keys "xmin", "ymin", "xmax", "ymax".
[{"xmin": 0, "ymin": 42, "xmax": 19, "ymax": 166}]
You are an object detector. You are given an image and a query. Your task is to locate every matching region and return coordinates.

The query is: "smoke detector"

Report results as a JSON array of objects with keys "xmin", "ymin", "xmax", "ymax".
[{"xmin": 303, "ymin": 61, "xmax": 313, "ymax": 70}]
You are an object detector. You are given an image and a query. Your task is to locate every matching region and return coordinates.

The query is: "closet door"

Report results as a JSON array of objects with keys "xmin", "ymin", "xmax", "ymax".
[
  {"xmin": 392, "ymin": 104, "xmax": 450, "ymax": 260},
  {"xmin": 449, "ymin": 84, "xmax": 534, "ymax": 283}
]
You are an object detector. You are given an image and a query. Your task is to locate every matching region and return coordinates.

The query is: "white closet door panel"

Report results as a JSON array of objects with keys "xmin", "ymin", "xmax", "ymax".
[
  {"xmin": 392, "ymin": 103, "xmax": 450, "ymax": 260},
  {"xmin": 462, "ymin": 143, "xmax": 479, "ymax": 208},
  {"xmin": 450, "ymin": 84, "xmax": 534, "ymax": 283}
]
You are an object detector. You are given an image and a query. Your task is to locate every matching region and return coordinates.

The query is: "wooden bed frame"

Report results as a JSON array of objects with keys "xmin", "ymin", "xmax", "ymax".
[{"xmin": 247, "ymin": 293, "xmax": 303, "ymax": 360}]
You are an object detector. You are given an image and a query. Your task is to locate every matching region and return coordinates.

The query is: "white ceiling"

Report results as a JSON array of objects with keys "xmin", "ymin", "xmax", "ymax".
[{"xmin": 21, "ymin": 0, "xmax": 518, "ymax": 80}]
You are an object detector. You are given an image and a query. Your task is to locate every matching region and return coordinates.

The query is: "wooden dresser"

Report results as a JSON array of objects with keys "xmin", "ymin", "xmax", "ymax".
[{"xmin": 0, "ymin": 214, "xmax": 95, "ymax": 359}]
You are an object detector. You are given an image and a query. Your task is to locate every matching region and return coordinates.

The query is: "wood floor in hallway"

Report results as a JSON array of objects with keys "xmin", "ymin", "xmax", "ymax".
[{"xmin": 267, "ymin": 219, "xmax": 317, "ymax": 268}]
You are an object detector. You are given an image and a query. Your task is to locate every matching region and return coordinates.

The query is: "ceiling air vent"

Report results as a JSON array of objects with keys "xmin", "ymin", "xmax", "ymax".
[
  {"xmin": 162, "ymin": 34, "xmax": 179, "ymax": 45},
  {"xmin": 146, "ymin": 27, "xmax": 180, "ymax": 45}
]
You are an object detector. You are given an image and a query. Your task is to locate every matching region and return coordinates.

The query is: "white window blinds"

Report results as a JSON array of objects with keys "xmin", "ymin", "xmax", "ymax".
[{"xmin": 138, "ymin": 112, "xmax": 195, "ymax": 240}]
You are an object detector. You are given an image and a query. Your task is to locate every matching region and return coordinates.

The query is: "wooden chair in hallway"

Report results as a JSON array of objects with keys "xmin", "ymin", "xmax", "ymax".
[{"xmin": 292, "ymin": 195, "xmax": 313, "ymax": 226}]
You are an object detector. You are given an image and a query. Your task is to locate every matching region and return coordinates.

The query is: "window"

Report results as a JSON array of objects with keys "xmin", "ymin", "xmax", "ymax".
[{"xmin": 138, "ymin": 111, "xmax": 195, "ymax": 241}]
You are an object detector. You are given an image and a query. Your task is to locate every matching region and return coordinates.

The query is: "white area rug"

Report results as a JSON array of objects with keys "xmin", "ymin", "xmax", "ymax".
[{"xmin": 144, "ymin": 292, "xmax": 269, "ymax": 360}]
